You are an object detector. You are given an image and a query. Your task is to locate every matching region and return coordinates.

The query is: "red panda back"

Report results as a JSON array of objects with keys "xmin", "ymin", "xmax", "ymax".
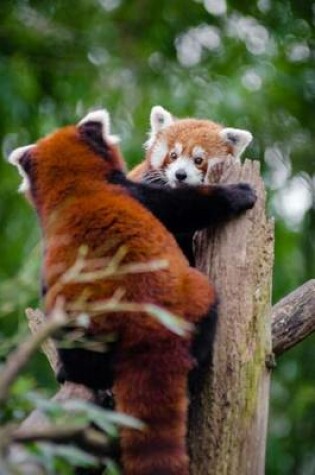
[{"xmin": 8, "ymin": 110, "xmax": 216, "ymax": 475}]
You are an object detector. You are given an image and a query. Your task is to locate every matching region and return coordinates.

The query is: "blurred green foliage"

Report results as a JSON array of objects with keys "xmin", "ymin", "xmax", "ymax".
[{"xmin": 0, "ymin": 0, "xmax": 314, "ymax": 473}]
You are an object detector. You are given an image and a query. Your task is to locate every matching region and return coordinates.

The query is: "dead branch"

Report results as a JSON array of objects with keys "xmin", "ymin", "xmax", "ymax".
[
  {"xmin": 25, "ymin": 308, "xmax": 60, "ymax": 374},
  {"xmin": 12, "ymin": 425, "xmax": 113, "ymax": 457},
  {"xmin": 272, "ymin": 279, "xmax": 315, "ymax": 356},
  {"xmin": 5, "ymin": 308, "xmax": 101, "ymax": 474},
  {"xmin": 0, "ymin": 307, "xmax": 67, "ymax": 405}
]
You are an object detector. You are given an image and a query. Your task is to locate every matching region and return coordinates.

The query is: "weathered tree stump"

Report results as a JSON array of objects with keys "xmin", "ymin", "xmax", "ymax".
[{"xmin": 189, "ymin": 160, "xmax": 274, "ymax": 475}]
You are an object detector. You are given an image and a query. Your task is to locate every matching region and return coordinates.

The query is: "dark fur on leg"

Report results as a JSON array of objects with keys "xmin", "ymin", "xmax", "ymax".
[
  {"xmin": 57, "ymin": 346, "xmax": 117, "ymax": 390},
  {"xmin": 176, "ymin": 232, "xmax": 195, "ymax": 266},
  {"xmin": 189, "ymin": 301, "xmax": 218, "ymax": 395}
]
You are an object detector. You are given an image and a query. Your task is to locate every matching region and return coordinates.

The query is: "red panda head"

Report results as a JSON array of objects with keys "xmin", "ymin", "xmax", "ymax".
[
  {"xmin": 145, "ymin": 105, "xmax": 253, "ymax": 187},
  {"xmin": 8, "ymin": 110, "xmax": 125, "ymax": 206}
]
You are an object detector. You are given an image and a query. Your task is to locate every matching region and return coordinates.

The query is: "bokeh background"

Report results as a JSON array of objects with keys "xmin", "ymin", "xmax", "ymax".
[{"xmin": 0, "ymin": 1, "xmax": 314, "ymax": 473}]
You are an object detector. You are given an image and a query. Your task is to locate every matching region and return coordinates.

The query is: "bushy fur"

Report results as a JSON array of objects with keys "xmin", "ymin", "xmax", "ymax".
[
  {"xmin": 9, "ymin": 111, "xmax": 217, "ymax": 475},
  {"xmin": 9, "ymin": 109, "xmax": 256, "ymax": 475}
]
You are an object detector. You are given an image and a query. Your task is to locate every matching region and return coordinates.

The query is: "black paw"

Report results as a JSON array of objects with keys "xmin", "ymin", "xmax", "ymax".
[{"xmin": 223, "ymin": 183, "xmax": 257, "ymax": 215}]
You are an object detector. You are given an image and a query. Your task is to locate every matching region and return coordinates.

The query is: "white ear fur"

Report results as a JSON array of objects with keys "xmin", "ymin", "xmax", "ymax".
[
  {"xmin": 7, "ymin": 144, "xmax": 35, "ymax": 193},
  {"xmin": 8, "ymin": 144, "xmax": 35, "ymax": 166},
  {"xmin": 220, "ymin": 127, "xmax": 253, "ymax": 158},
  {"xmin": 78, "ymin": 109, "xmax": 120, "ymax": 145},
  {"xmin": 150, "ymin": 106, "xmax": 174, "ymax": 134},
  {"xmin": 144, "ymin": 106, "xmax": 174, "ymax": 150}
]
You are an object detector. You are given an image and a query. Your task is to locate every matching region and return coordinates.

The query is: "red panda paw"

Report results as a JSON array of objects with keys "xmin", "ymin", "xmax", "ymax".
[{"xmin": 218, "ymin": 182, "xmax": 257, "ymax": 215}]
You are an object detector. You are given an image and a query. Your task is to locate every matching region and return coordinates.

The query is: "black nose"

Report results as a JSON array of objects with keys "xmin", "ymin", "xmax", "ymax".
[{"xmin": 175, "ymin": 169, "xmax": 187, "ymax": 182}]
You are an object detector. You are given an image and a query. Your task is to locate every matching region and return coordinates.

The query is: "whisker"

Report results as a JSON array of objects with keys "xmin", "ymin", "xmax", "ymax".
[
  {"xmin": 143, "ymin": 170, "xmax": 168, "ymax": 186},
  {"xmin": 144, "ymin": 171, "xmax": 164, "ymax": 178}
]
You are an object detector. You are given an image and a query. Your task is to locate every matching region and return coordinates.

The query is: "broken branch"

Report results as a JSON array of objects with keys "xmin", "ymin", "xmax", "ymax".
[{"xmin": 271, "ymin": 279, "xmax": 315, "ymax": 356}]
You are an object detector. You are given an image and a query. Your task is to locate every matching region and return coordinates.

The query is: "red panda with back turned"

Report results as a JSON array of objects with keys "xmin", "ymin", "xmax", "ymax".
[{"xmin": 8, "ymin": 110, "xmax": 256, "ymax": 475}]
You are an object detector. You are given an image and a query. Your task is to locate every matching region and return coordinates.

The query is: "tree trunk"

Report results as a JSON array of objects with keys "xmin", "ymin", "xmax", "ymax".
[{"xmin": 189, "ymin": 160, "xmax": 274, "ymax": 475}]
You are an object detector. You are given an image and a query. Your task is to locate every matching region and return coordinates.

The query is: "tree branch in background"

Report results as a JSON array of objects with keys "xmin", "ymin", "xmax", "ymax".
[
  {"xmin": 0, "ymin": 304, "xmax": 67, "ymax": 405},
  {"xmin": 5, "ymin": 308, "xmax": 101, "ymax": 475},
  {"xmin": 12, "ymin": 424, "xmax": 113, "ymax": 457},
  {"xmin": 271, "ymin": 279, "xmax": 315, "ymax": 356},
  {"xmin": 12, "ymin": 307, "xmax": 97, "ymax": 434},
  {"xmin": 7, "ymin": 382, "xmax": 101, "ymax": 475},
  {"xmin": 25, "ymin": 308, "xmax": 60, "ymax": 374}
]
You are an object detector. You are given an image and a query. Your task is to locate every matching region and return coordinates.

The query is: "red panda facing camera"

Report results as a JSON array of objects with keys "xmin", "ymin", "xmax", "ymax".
[
  {"xmin": 128, "ymin": 106, "xmax": 253, "ymax": 265},
  {"xmin": 129, "ymin": 105, "xmax": 253, "ymax": 186}
]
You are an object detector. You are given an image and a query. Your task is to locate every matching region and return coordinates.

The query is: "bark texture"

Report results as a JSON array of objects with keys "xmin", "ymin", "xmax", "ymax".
[
  {"xmin": 272, "ymin": 279, "xmax": 315, "ymax": 356},
  {"xmin": 189, "ymin": 159, "xmax": 274, "ymax": 475}
]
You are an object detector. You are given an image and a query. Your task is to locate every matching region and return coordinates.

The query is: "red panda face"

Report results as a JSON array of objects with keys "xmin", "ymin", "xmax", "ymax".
[
  {"xmin": 8, "ymin": 110, "xmax": 125, "ymax": 206},
  {"xmin": 145, "ymin": 106, "xmax": 253, "ymax": 187}
]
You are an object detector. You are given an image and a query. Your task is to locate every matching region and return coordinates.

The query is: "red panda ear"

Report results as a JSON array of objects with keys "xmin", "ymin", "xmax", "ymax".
[
  {"xmin": 150, "ymin": 106, "xmax": 174, "ymax": 134},
  {"xmin": 7, "ymin": 144, "xmax": 35, "ymax": 193},
  {"xmin": 219, "ymin": 128, "xmax": 253, "ymax": 158},
  {"xmin": 78, "ymin": 109, "xmax": 120, "ymax": 146},
  {"xmin": 145, "ymin": 105, "xmax": 175, "ymax": 150}
]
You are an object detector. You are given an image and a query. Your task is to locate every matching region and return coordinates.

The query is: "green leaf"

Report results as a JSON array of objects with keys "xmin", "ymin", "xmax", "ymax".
[
  {"xmin": 62, "ymin": 399, "xmax": 145, "ymax": 436},
  {"xmin": 145, "ymin": 304, "xmax": 193, "ymax": 337},
  {"xmin": 104, "ymin": 459, "xmax": 121, "ymax": 475}
]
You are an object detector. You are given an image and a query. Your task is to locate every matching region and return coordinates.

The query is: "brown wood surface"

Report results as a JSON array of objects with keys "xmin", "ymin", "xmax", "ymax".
[
  {"xmin": 272, "ymin": 279, "xmax": 315, "ymax": 356},
  {"xmin": 189, "ymin": 159, "xmax": 274, "ymax": 475}
]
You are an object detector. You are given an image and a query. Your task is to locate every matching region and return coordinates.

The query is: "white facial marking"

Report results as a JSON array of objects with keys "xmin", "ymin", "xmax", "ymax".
[
  {"xmin": 165, "ymin": 156, "xmax": 203, "ymax": 187},
  {"xmin": 7, "ymin": 144, "xmax": 35, "ymax": 193},
  {"xmin": 220, "ymin": 127, "xmax": 253, "ymax": 158},
  {"xmin": 171, "ymin": 142, "xmax": 183, "ymax": 156},
  {"xmin": 192, "ymin": 146, "xmax": 206, "ymax": 158},
  {"xmin": 150, "ymin": 139, "xmax": 168, "ymax": 169},
  {"xmin": 78, "ymin": 109, "xmax": 120, "ymax": 145}
]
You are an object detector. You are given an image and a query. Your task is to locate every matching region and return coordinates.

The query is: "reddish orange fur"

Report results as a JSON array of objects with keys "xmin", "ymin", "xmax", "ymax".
[
  {"xmin": 128, "ymin": 118, "xmax": 233, "ymax": 181},
  {"xmin": 22, "ymin": 123, "xmax": 215, "ymax": 475},
  {"xmin": 128, "ymin": 161, "xmax": 148, "ymax": 181}
]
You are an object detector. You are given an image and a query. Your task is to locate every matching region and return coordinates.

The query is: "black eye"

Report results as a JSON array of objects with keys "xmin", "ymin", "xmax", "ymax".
[
  {"xmin": 170, "ymin": 151, "xmax": 177, "ymax": 160},
  {"xmin": 194, "ymin": 156, "xmax": 203, "ymax": 166}
]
